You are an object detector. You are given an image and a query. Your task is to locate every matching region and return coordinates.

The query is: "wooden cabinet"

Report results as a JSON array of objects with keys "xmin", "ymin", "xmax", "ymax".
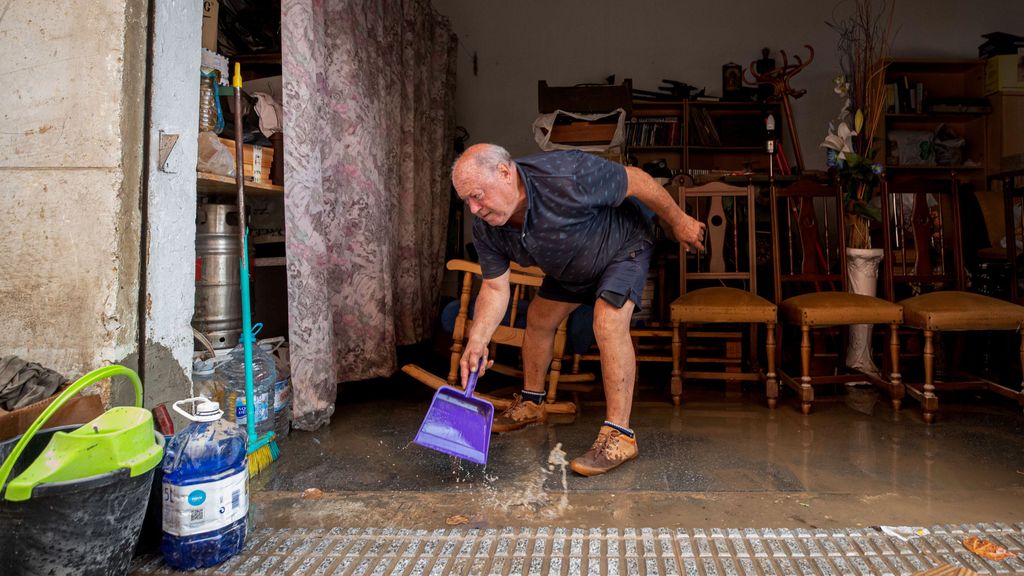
[
  {"xmin": 987, "ymin": 91, "xmax": 1024, "ymax": 174},
  {"xmin": 627, "ymin": 100, "xmax": 781, "ymax": 176},
  {"xmin": 882, "ymin": 59, "xmax": 989, "ymax": 190}
]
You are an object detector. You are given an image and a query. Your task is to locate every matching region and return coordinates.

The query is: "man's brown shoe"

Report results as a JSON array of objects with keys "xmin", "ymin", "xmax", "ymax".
[
  {"xmin": 491, "ymin": 394, "xmax": 547, "ymax": 433},
  {"xmin": 570, "ymin": 425, "xmax": 638, "ymax": 476}
]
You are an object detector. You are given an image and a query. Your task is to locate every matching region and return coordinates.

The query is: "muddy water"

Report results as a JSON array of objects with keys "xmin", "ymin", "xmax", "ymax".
[{"xmin": 254, "ymin": 382, "xmax": 1024, "ymax": 529}]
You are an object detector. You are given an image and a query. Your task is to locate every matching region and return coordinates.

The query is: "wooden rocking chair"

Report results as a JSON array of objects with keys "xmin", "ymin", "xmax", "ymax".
[{"xmin": 402, "ymin": 259, "xmax": 592, "ymax": 414}]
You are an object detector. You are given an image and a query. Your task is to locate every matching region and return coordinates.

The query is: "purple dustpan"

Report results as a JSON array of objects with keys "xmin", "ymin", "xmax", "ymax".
[{"xmin": 413, "ymin": 367, "xmax": 493, "ymax": 465}]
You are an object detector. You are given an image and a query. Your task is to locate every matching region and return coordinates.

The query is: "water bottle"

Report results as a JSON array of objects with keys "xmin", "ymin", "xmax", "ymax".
[
  {"xmin": 259, "ymin": 339, "xmax": 291, "ymax": 441},
  {"xmin": 161, "ymin": 397, "xmax": 248, "ymax": 570},
  {"xmin": 217, "ymin": 326, "xmax": 278, "ymax": 437},
  {"xmin": 192, "ymin": 358, "xmax": 227, "ymax": 410},
  {"xmin": 199, "ymin": 68, "xmax": 224, "ymax": 134}
]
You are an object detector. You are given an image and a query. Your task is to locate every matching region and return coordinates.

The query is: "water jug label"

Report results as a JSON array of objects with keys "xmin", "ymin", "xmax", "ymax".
[
  {"xmin": 234, "ymin": 391, "xmax": 270, "ymax": 423},
  {"xmin": 274, "ymin": 379, "xmax": 290, "ymax": 410},
  {"xmin": 162, "ymin": 468, "xmax": 249, "ymax": 536}
]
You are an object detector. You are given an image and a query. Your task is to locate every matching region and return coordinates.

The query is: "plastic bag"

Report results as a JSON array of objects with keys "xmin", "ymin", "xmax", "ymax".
[
  {"xmin": 933, "ymin": 123, "xmax": 965, "ymax": 166},
  {"xmin": 197, "ymin": 131, "xmax": 236, "ymax": 177},
  {"xmin": 532, "ymin": 108, "xmax": 625, "ymax": 152},
  {"xmin": 887, "ymin": 130, "xmax": 935, "ymax": 166}
]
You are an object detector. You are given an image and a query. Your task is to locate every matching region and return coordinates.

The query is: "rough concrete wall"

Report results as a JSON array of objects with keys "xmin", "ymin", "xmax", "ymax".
[
  {"xmin": 141, "ymin": 0, "xmax": 203, "ymax": 409},
  {"xmin": 0, "ymin": 1, "xmax": 146, "ymax": 378}
]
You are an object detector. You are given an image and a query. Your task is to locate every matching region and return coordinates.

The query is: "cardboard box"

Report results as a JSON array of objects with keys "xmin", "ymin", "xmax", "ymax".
[
  {"xmin": 985, "ymin": 53, "xmax": 1024, "ymax": 94},
  {"xmin": 218, "ymin": 137, "xmax": 274, "ymax": 183},
  {"xmin": 202, "ymin": 1, "xmax": 219, "ymax": 52},
  {"xmin": 0, "ymin": 385, "xmax": 105, "ymax": 442}
]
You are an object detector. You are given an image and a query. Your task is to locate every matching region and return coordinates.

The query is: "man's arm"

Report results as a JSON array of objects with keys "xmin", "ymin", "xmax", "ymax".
[
  {"xmin": 459, "ymin": 269, "xmax": 511, "ymax": 386},
  {"xmin": 623, "ymin": 166, "xmax": 705, "ymax": 252}
]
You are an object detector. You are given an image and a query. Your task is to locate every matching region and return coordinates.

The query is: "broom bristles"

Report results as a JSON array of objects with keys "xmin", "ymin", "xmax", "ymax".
[{"xmin": 248, "ymin": 442, "xmax": 278, "ymax": 477}]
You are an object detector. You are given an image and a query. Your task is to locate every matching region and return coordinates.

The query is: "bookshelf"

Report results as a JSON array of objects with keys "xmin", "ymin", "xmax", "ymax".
[{"xmin": 627, "ymin": 100, "xmax": 781, "ymax": 177}]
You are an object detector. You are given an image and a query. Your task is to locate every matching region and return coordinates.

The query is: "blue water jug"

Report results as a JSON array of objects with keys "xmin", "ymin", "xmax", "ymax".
[{"xmin": 160, "ymin": 397, "xmax": 248, "ymax": 570}]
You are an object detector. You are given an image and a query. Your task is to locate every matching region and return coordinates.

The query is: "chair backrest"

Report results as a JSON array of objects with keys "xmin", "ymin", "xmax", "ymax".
[
  {"xmin": 447, "ymin": 259, "xmax": 543, "ymax": 348},
  {"xmin": 880, "ymin": 175, "xmax": 966, "ymax": 299},
  {"xmin": 770, "ymin": 176, "xmax": 848, "ymax": 302},
  {"xmin": 445, "ymin": 259, "xmax": 571, "ymax": 386},
  {"xmin": 678, "ymin": 180, "xmax": 759, "ymax": 296}
]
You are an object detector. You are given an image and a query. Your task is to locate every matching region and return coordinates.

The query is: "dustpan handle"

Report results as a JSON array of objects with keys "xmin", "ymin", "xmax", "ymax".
[
  {"xmin": 0, "ymin": 364, "xmax": 143, "ymax": 498},
  {"xmin": 464, "ymin": 361, "xmax": 481, "ymax": 398}
]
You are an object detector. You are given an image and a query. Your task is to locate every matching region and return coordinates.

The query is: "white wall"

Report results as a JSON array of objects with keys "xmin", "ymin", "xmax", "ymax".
[{"xmin": 433, "ymin": 0, "xmax": 1023, "ymax": 167}]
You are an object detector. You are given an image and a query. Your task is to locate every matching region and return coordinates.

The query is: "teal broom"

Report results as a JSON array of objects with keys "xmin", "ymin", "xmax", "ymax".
[{"xmin": 233, "ymin": 62, "xmax": 278, "ymax": 476}]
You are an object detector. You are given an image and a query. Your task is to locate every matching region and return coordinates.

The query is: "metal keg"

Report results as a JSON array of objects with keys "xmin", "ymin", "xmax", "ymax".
[{"xmin": 193, "ymin": 202, "xmax": 242, "ymax": 350}]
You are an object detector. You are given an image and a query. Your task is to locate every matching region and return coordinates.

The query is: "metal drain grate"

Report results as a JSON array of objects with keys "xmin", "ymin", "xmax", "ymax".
[{"xmin": 131, "ymin": 523, "xmax": 1024, "ymax": 575}]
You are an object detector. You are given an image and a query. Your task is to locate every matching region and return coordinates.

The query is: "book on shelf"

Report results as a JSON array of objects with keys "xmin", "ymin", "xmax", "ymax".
[
  {"xmin": 626, "ymin": 116, "xmax": 679, "ymax": 147},
  {"xmin": 688, "ymin": 107, "xmax": 720, "ymax": 146}
]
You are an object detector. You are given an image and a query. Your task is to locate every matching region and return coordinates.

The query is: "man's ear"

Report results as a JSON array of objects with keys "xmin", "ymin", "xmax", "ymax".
[{"xmin": 498, "ymin": 161, "xmax": 512, "ymax": 183}]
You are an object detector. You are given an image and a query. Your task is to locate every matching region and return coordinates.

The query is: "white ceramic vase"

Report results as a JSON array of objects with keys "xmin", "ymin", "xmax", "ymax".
[{"xmin": 845, "ymin": 247, "xmax": 884, "ymax": 377}]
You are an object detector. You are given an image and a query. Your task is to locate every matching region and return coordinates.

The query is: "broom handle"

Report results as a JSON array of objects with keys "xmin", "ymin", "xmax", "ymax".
[{"xmin": 233, "ymin": 63, "xmax": 257, "ymax": 444}]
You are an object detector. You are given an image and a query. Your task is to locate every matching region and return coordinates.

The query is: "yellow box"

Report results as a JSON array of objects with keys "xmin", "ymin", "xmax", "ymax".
[
  {"xmin": 218, "ymin": 137, "xmax": 274, "ymax": 183},
  {"xmin": 985, "ymin": 54, "xmax": 1024, "ymax": 94}
]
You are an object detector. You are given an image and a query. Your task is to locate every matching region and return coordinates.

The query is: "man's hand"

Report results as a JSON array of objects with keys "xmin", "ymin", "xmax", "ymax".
[
  {"xmin": 671, "ymin": 211, "xmax": 706, "ymax": 252},
  {"xmin": 459, "ymin": 341, "xmax": 495, "ymax": 387}
]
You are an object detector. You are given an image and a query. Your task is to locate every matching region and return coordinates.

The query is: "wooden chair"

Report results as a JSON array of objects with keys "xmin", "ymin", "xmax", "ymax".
[
  {"xmin": 669, "ymin": 179, "xmax": 778, "ymax": 406},
  {"xmin": 880, "ymin": 175, "xmax": 1024, "ymax": 423},
  {"xmin": 570, "ymin": 175, "xmax": 691, "ymax": 385},
  {"xmin": 403, "ymin": 259, "xmax": 592, "ymax": 413},
  {"xmin": 772, "ymin": 177, "xmax": 904, "ymax": 414}
]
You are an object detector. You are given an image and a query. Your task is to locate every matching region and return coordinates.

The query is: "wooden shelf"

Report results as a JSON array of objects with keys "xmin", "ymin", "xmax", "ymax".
[
  {"xmin": 253, "ymin": 257, "xmax": 286, "ymax": 268},
  {"xmin": 886, "ymin": 112, "xmax": 988, "ymax": 122},
  {"xmin": 689, "ymin": 146, "xmax": 764, "ymax": 153},
  {"xmin": 628, "ymin": 99, "xmax": 780, "ymax": 175},
  {"xmin": 233, "ymin": 53, "xmax": 282, "ymax": 65},
  {"xmin": 885, "ymin": 164, "xmax": 984, "ymax": 172},
  {"xmin": 197, "ymin": 172, "xmax": 283, "ymax": 196}
]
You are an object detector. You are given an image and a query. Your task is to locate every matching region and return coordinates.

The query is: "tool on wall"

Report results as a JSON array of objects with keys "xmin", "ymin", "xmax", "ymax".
[{"xmin": 745, "ymin": 45, "xmax": 814, "ymax": 173}]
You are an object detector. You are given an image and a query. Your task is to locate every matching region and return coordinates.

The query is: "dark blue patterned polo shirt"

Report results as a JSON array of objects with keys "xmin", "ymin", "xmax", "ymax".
[{"xmin": 473, "ymin": 150, "xmax": 654, "ymax": 290}]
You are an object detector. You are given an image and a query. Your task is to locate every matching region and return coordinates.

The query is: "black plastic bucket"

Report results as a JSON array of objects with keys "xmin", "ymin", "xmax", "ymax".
[{"xmin": 0, "ymin": 425, "xmax": 155, "ymax": 576}]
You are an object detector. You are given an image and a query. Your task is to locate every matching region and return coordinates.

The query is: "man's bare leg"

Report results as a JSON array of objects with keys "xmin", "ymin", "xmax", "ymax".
[
  {"xmin": 521, "ymin": 296, "xmax": 580, "ymax": 393},
  {"xmin": 592, "ymin": 297, "xmax": 636, "ymax": 427},
  {"xmin": 570, "ymin": 297, "xmax": 639, "ymax": 476},
  {"xmin": 492, "ymin": 296, "xmax": 578, "ymax": 433}
]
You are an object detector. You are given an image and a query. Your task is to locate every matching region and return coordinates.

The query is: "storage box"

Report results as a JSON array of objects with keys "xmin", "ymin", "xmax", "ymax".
[
  {"xmin": 218, "ymin": 137, "xmax": 274, "ymax": 183},
  {"xmin": 985, "ymin": 53, "xmax": 1024, "ymax": 94},
  {"xmin": 0, "ymin": 385, "xmax": 105, "ymax": 441},
  {"xmin": 202, "ymin": 1, "xmax": 219, "ymax": 52},
  {"xmin": 549, "ymin": 122, "xmax": 619, "ymax": 146}
]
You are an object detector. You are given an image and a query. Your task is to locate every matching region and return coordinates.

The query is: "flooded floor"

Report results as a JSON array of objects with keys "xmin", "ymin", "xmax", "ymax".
[{"xmin": 249, "ymin": 363, "xmax": 1024, "ymax": 531}]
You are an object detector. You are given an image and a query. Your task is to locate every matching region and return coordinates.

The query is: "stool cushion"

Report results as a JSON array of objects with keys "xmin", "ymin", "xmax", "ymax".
[
  {"xmin": 899, "ymin": 290, "xmax": 1024, "ymax": 331},
  {"xmin": 671, "ymin": 287, "xmax": 776, "ymax": 324},
  {"xmin": 780, "ymin": 292, "xmax": 903, "ymax": 326}
]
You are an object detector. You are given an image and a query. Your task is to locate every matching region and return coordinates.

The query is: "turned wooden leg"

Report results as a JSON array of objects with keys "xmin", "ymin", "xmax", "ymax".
[
  {"xmin": 923, "ymin": 330, "xmax": 937, "ymax": 424},
  {"xmin": 889, "ymin": 323, "xmax": 903, "ymax": 412},
  {"xmin": 1018, "ymin": 329, "xmax": 1024, "ymax": 413},
  {"xmin": 766, "ymin": 322, "xmax": 778, "ymax": 409},
  {"xmin": 671, "ymin": 322, "xmax": 682, "ymax": 406},
  {"xmin": 800, "ymin": 324, "xmax": 813, "ymax": 415}
]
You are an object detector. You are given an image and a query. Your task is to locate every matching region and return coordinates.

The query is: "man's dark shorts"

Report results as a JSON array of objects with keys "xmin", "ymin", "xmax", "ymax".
[{"xmin": 537, "ymin": 241, "xmax": 653, "ymax": 310}]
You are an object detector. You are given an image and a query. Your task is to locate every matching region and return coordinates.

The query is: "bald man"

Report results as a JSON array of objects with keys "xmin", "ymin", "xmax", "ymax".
[{"xmin": 451, "ymin": 144, "xmax": 705, "ymax": 476}]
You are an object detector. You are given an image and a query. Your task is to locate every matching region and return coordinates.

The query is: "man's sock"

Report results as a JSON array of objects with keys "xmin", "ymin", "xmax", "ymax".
[
  {"xmin": 603, "ymin": 420, "xmax": 635, "ymax": 439},
  {"xmin": 521, "ymin": 390, "xmax": 546, "ymax": 404}
]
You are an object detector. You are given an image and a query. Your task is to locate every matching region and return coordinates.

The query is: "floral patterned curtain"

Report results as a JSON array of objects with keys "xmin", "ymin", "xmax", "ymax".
[{"xmin": 282, "ymin": 0, "xmax": 457, "ymax": 430}]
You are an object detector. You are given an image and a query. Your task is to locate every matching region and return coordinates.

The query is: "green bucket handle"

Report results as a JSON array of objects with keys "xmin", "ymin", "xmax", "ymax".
[{"xmin": 0, "ymin": 364, "xmax": 143, "ymax": 498}]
